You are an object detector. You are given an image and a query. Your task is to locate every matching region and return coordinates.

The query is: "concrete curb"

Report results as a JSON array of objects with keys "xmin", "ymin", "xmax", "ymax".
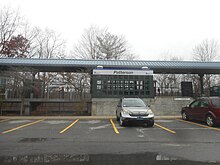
[{"xmin": 0, "ymin": 116, "xmax": 182, "ymax": 120}]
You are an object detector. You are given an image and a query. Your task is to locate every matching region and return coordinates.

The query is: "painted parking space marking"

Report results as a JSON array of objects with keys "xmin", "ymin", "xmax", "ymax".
[
  {"xmin": 60, "ymin": 119, "xmax": 79, "ymax": 134},
  {"xmin": 89, "ymin": 124, "xmax": 110, "ymax": 130},
  {"xmin": 154, "ymin": 123, "xmax": 176, "ymax": 134},
  {"xmin": 176, "ymin": 119, "xmax": 220, "ymax": 131},
  {"xmin": 156, "ymin": 120, "xmax": 174, "ymax": 123},
  {"xmin": 79, "ymin": 120, "xmax": 102, "ymax": 124},
  {"xmin": 0, "ymin": 119, "xmax": 10, "ymax": 123},
  {"xmin": 136, "ymin": 128, "xmax": 145, "ymax": 138},
  {"xmin": 1, "ymin": 119, "xmax": 44, "ymax": 134},
  {"xmin": 110, "ymin": 119, "xmax": 119, "ymax": 134},
  {"xmin": 9, "ymin": 120, "xmax": 31, "ymax": 124},
  {"xmin": 43, "ymin": 120, "xmax": 71, "ymax": 124}
]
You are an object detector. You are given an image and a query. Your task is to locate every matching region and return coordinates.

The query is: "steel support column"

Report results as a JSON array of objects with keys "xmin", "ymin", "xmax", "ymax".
[{"xmin": 199, "ymin": 74, "xmax": 204, "ymax": 96}]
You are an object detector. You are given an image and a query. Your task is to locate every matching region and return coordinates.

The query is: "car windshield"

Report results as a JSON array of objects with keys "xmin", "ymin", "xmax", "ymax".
[
  {"xmin": 211, "ymin": 98, "xmax": 220, "ymax": 108},
  {"xmin": 123, "ymin": 99, "xmax": 146, "ymax": 107}
]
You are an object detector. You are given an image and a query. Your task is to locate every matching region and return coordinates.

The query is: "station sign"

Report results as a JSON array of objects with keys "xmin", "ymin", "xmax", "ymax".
[{"xmin": 93, "ymin": 69, "xmax": 153, "ymax": 75}]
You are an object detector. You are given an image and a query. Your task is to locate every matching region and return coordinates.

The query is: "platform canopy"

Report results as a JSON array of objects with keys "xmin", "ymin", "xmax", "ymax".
[{"xmin": 1, "ymin": 58, "xmax": 220, "ymax": 74}]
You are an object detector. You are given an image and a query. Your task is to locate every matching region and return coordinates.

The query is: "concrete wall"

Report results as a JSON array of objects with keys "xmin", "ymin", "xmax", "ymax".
[{"xmin": 91, "ymin": 96, "xmax": 194, "ymax": 116}]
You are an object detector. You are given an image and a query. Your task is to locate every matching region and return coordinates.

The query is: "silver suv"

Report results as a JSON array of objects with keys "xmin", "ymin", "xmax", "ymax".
[{"xmin": 116, "ymin": 98, "xmax": 154, "ymax": 127}]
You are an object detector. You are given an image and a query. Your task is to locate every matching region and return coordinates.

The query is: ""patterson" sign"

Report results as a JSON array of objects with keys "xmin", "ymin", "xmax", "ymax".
[{"xmin": 93, "ymin": 69, "xmax": 153, "ymax": 75}]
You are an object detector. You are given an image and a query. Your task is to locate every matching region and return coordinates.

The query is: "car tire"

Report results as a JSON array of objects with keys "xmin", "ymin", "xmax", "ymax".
[
  {"xmin": 147, "ymin": 121, "xmax": 154, "ymax": 127},
  {"xmin": 119, "ymin": 115, "xmax": 126, "ymax": 126},
  {"xmin": 182, "ymin": 111, "xmax": 189, "ymax": 121},
  {"xmin": 206, "ymin": 115, "xmax": 215, "ymax": 127}
]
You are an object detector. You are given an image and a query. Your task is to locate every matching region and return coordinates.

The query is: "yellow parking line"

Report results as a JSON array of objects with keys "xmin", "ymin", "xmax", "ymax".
[
  {"xmin": 110, "ymin": 119, "xmax": 119, "ymax": 134},
  {"xmin": 154, "ymin": 123, "xmax": 176, "ymax": 134},
  {"xmin": 0, "ymin": 119, "xmax": 10, "ymax": 123},
  {"xmin": 2, "ymin": 119, "xmax": 44, "ymax": 134},
  {"xmin": 60, "ymin": 119, "xmax": 79, "ymax": 134},
  {"xmin": 176, "ymin": 119, "xmax": 220, "ymax": 131}
]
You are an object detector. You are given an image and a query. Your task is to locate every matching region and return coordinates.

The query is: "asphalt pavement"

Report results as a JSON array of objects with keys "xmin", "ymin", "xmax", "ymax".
[{"xmin": 0, "ymin": 116, "xmax": 220, "ymax": 164}]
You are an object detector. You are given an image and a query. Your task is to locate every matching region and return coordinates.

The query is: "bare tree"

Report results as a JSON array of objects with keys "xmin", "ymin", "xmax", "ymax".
[
  {"xmin": 21, "ymin": 23, "xmax": 40, "ymax": 58},
  {"xmin": 0, "ymin": 6, "xmax": 43, "ymax": 59},
  {"xmin": 72, "ymin": 26, "xmax": 135, "ymax": 60},
  {"xmin": 32, "ymin": 28, "xmax": 66, "ymax": 98},
  {"xmin": 0, "ymin": 6, "xmax": 22, "ymax": 57},
  {"xmin": 34, "ymin": 28, "xmax": 66, "ymax": 59},
  {"xmin": 96, "ymin": 32, "xmax": 128, "ymax": 60},
  {"xmin": 2, "ymin": 67, "xmax": 38, "ymax": 115},
  {"xmin": 193, "ymin": 39, "xmax": 220, "ymax": 96},
  {"xmin": 193, "ymin": 39, "xmax": 219, "ymax": 61},
  {"xmin": 63, "ymin": 72, "xmax": 90, "ymax": 98},
  {"xmin": 155, "ymin": 56, "xmax": 182, "ymax": 96},
  {"xmin": 72, "ymin": 26, "xmax": 103, "ymax": 59}
]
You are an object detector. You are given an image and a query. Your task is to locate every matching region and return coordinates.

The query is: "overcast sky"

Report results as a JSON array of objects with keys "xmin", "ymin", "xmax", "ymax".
[{"xmin": 1, "ymin": 0, "xmax": 220, "ymax": 60}]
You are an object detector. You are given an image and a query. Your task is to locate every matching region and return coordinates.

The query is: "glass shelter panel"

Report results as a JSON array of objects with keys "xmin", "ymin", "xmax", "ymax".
[{"xmin": 92, "ymin": 75, "xmax": 154, "ymax": 98}]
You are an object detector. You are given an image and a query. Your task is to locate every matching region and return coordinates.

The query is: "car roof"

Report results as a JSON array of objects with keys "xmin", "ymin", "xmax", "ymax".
[
  {"xmin": 195, "ymin": 97, "xmax": 220, "ymax": 102},
  {"xmin": 122, "ymin": 98, "xmax": 142, "ymax": 100},
  {"xmin": 199, "ymin": 97, "xmax": 220, "ymax": 100}
]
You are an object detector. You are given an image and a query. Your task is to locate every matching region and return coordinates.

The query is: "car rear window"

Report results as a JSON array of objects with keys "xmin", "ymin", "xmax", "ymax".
[{"xmin": 211, "ymin": 98, "xmax": 220, "ymax": 108}]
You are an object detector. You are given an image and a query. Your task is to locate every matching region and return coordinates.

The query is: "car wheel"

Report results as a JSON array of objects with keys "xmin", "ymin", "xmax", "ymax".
[
  {"xmin": 147, "ymin": 121, "xmax": 154, "ymax": 127},
  {"xmin": 206, "ymin": 115, "xmax": 215, "ymax": 127},
  {"xmin": 182, "ymin": 111, "xmax": 188, "ymax": 120},
  {"xmin": 119, "ymin": 115, "xmax": 126, "ymax": 126}
]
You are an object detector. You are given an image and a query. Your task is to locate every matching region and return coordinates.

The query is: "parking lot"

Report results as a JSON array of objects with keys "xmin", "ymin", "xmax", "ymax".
[{"xmin": 1, "ymin": 117, "xmax": 220, "ymax": 164}]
